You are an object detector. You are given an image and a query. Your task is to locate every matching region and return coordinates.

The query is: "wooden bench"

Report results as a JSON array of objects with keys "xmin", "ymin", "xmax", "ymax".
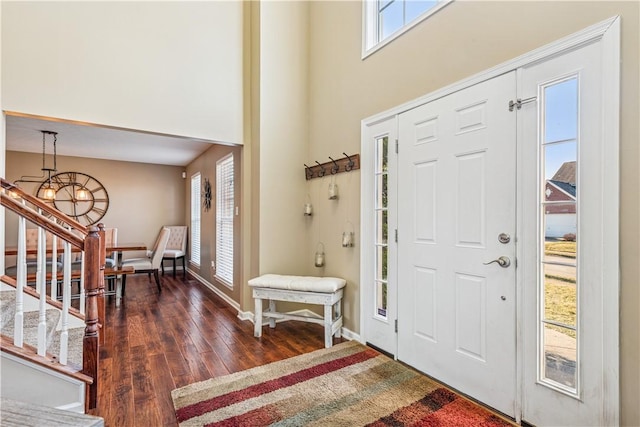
[{"xmin": 248, "ymin": 274, "xmax": 346, "ymax": 348}]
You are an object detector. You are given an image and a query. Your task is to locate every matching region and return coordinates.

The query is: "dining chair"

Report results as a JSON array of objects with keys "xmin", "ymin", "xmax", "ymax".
[
  {"xmin": 103, "ymin": 227, "xmax": 118, "ymax": 269},
  {"xmin": 161, "ymin": 225, "xmax": 188, "ymax": 279},
  {"xmin": 121, "ymin": 227, "xmax": 171, "ymax": 294}
]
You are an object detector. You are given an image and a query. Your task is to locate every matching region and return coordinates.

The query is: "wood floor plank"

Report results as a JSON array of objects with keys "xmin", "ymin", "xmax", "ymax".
[
  {"xmin": 94, "ymin": 274, "xmax": 340, "ymax": 426},
  {"xmin": 127, "ymin": 315, "xmax": 146, "ymax": 348},
  {"xmin": 148, "ymin": 353, "xmax": 177, "ymax": 427}
]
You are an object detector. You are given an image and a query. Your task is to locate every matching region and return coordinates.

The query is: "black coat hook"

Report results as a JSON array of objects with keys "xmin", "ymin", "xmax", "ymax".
[
  {"xmin": 343, "ymin": 152, "xmax": 355, "ymax": 171},
  {"xmin": 315, "ymin": 161, "xmax": 326, "ymax": 177},
  {"xmin": 328, "ymin": 156, "xmax": 339, "ymax": 174}
]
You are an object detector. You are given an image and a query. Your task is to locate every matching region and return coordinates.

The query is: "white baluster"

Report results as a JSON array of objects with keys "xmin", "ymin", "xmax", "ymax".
[
  {"xmin": 79, "ymin": 252, "xmax": 86, "ymax": 315},
  {"xmin": 37, "ymin": 225, "xmax": 47, "ymax": 357},
  {"xmin": 14, "ymin": 214, "xmax": 26, "ymax": 347},
  {"xmin": 36, "ymin": 226, "xmax": 45, "ymax": 295},
  {"xmin": 59, "ymin": 240, "xmax": 72, "ymax": 365},
  {"xmin": 51, "ymin": 233, "xmax": 58, "ymax": 301}
]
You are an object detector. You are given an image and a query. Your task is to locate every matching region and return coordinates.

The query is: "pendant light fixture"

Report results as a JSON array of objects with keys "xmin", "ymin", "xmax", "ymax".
[{"xmin": 15, "ymin": 130, "xmax": 58, "ymax": 200}]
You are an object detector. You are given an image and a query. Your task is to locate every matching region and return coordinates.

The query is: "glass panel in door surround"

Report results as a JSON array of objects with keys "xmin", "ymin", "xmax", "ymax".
[
  {"xmin": 543, "ymin": 324, "xmax": 577, "ymax": 389},
  {"xmin": 376, "ymin": 174, "xmax": 388, "ymax": 208},
  {"xmin": 544, "ymin": 78, "xmax": 578, "ymax": 143},
  {"xmin": 543, "ymin": 205, "xmax": 576, "ymax": 264},
  {"xmin": 539, "ymin": 76, "xmax": 579, "ymax": 395},
  {"xmin": 374, "ymin": 136, "xmax": 389, "ymax": 320}
]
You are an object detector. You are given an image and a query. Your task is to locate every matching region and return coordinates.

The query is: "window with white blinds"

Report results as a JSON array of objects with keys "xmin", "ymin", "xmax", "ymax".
[
  {"xmin": 216, "ymin": 154, "xmax": 234, "ymax": 287},
  {"xmin": 190, "ymin": 173, "xmax": 201, "ymax": 267}
]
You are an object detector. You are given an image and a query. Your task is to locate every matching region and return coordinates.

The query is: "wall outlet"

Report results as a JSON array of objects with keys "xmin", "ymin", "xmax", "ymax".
[{"xmin": 211, "ymin": 260, "xmax": 215, "ymax": 268}]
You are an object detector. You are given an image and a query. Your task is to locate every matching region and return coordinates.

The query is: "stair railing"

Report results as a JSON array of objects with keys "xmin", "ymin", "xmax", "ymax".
[{"xmin": 1, "ymin": 178, "xmax": 104, "ymax": 410}]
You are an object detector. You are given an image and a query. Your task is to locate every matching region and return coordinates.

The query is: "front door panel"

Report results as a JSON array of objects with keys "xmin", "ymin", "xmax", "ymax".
[{"xmin": 397, "ymin": 72, "xmax": 517, "ymax": 417}]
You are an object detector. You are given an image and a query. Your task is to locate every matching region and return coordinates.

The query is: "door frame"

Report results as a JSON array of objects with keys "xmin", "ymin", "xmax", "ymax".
[{"xmin": 360, "ymin": 16, "xmax": 620, "ymax": 423}]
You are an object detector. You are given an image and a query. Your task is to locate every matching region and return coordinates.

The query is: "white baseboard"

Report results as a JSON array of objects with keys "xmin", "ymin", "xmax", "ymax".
[{"xmin": 187, "ymin": 269, "xmax": 240, "ymax": 312}]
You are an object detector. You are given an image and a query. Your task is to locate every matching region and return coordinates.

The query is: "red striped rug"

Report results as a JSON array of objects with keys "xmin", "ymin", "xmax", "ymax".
[{"xmin": 171, "ymin": 341, "xmax": 515, "ymax": 426}]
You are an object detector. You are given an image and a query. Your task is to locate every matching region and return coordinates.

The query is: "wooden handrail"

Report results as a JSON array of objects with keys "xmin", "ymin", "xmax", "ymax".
[
  {"xmin": 1, "ymin": 193, "xmax": 84, "ymax": 249},
  {"xmin": 1, "ymin": 178, "xmax": 88, "ymax": 233},
  {"xmin": 1, "ymin": 177, "xmax": 103, "ymax": 411}
]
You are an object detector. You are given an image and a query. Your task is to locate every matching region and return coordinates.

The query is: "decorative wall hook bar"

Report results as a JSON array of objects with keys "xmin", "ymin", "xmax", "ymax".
[
  {"xmin": 304, "ymin": 164, "xmax": 314, "ymax": 180},
  {"xmin": 328, "ymin": 157, "xmax": 339, "ymax": 174},
  {"xmin": 304, "ymin": 153, "xmax": 360, "ymax": 180},
  {"xmin": 315, "ymin": 161, "xmax": 326, "ymax": 177},
  {"xmin": 343, "ymin": 152, "xmax": 355, "ymax": 171}
]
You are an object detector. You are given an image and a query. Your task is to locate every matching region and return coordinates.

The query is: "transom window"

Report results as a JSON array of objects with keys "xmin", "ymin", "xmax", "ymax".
[{"xmin": 363, "ymin": 0, "xmax": 452, "ymax": 57}]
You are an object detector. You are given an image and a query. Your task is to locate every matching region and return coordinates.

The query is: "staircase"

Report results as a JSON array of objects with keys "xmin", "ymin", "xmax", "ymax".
[
  {"xmin": 0, "ymin": 290, "xmax": 85, "ymax": 370},
  {"xmin": 1, "ymin": 178, "xmax": 106, "ymax": 415}
]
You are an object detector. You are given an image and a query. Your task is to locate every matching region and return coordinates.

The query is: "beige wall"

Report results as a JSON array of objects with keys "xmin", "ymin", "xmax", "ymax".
[
  {"xmin": 306, "ymin": 0, "xmax": 638, "ymax": 423},
  {"xmin": 258, "ymin": 1, "xmax": 311, "ymax": 279},
  {"xmin": 185, "ymin": 144, "xmax": 242, "ymax": 302},
  {"xmin": 4, "ymin": 152, "xmax": 185, "ymax": 258},
  {"xmin": 2, "ymin": 1, "xmax": 244, "ymax": 144}
]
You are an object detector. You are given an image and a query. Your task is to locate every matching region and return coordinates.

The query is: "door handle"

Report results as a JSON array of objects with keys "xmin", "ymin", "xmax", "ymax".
[{"xmin": 483, "ymin": 256, "xmax": 511, "ymax": 268}]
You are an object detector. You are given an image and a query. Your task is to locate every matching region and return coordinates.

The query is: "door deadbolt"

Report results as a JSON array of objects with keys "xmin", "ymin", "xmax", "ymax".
[{"xmin": 498, "ymin": 233, "xmax": 511, "ymax": 244}]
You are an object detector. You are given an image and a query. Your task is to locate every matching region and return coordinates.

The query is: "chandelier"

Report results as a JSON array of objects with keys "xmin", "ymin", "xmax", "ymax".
[{"xmin": 15, "ymin": 130, "xmax": 58, "ymax": 199}]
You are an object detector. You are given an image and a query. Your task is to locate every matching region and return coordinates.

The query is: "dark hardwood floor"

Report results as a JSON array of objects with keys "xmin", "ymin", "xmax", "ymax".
[{"xmin": 89, "ymin": 273, "xmax": 343, "ymax": 426}]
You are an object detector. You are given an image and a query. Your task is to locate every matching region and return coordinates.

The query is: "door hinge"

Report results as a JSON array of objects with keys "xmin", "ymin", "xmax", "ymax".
[
  {"xmin": 395, "ymin": 229, "xmax": 398, "ymax": 243},
  {"xmin": 395, "ymin": 139, "xmax": 398, "ymax": 154},
  {"xmin": 508, "ymin": 96, "xmax": 537, "ymax": 111},
  {"xmin": 395, "ymin": 319, "xmax": 398, "ymax": 333}
]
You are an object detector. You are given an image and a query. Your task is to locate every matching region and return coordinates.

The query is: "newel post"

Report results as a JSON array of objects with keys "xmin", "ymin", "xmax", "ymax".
[
  {"xmin": 97, "ymin": 223, "xmax": 107, "ymax": 346},
  {"xmin": 83, "ymin": 226, "xmax": 101, "ymax": 410}
]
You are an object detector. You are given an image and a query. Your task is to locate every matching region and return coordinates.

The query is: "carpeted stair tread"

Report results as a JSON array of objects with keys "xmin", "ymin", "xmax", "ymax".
[
  {"xmin": 1, "ymin": 290, "xmax": 84, "ymax": 370},
  {"xmin": 0, "ymin": 291, "xmax": 17, "ymax": 329},
  {"xmin": 1, "ymin": 309, "xmax": 61, "ymax": 351},
  {"xmin": 49, "ymin": 326, "xmax": 85, "ymax": 369}
]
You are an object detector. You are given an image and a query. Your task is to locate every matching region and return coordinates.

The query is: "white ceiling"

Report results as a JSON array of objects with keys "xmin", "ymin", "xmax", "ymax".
[{"xmin": 5, "ymin": 115, "xmax": 217, "ymax": 167}]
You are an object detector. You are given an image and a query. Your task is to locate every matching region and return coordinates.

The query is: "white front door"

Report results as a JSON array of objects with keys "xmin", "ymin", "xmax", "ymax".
[{"xmin": 397, "ymin": 72, "xmax": 517, "ymax": 417}]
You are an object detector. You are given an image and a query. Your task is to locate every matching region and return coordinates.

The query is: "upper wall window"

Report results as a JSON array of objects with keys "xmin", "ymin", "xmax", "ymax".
[{"xmin": 362, "ymin": 0, "xmax": 452, "ymax": 58}]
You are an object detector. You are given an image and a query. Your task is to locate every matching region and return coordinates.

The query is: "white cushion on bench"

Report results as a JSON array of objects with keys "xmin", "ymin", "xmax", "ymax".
[{"xmin": 248, "ymin": 274, "xmax": 346, "ymax": 293}]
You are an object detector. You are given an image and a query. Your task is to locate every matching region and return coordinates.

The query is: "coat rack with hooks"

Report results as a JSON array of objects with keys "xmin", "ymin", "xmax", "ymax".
[{"xmin": 304, "ymin": 153, "xmax": 360, "ymax": 180}]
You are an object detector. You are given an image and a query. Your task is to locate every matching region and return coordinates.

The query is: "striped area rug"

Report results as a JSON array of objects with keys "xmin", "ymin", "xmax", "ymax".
[{"xmin": 171, "ymin": 341, "xmax": 514, "ymax": 426}]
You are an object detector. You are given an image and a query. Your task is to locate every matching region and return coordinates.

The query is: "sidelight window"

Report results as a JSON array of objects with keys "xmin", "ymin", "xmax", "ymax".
[
  {"xmin": 374, "ymin": 136, "xmax": 389, "ymax": 319},
  {"xmin": 538, "ymin": 76, "xmax": 579, "ymax": 395}
]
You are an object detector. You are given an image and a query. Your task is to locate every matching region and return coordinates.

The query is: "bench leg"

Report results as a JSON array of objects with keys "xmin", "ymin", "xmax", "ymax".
[
  {"xmin": 268, "ymin": 300, "xmax": 276, "ymax": 328},
  {"xmin": 324, "ymin": 304, "xmax": 333, "ymax": 348},
  {"xmin": 254, "ymin": 298, "xmax": 263, "ymax": 338},
  {"xmin": 333, "ymin": 300, "xmax": 342, "ymax": 338}
]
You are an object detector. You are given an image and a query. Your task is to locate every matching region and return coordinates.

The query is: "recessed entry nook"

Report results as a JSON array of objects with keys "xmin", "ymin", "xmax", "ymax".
[{"xmin": 361, "ymin": 17, "xmax": 620, "ymax": 426}]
